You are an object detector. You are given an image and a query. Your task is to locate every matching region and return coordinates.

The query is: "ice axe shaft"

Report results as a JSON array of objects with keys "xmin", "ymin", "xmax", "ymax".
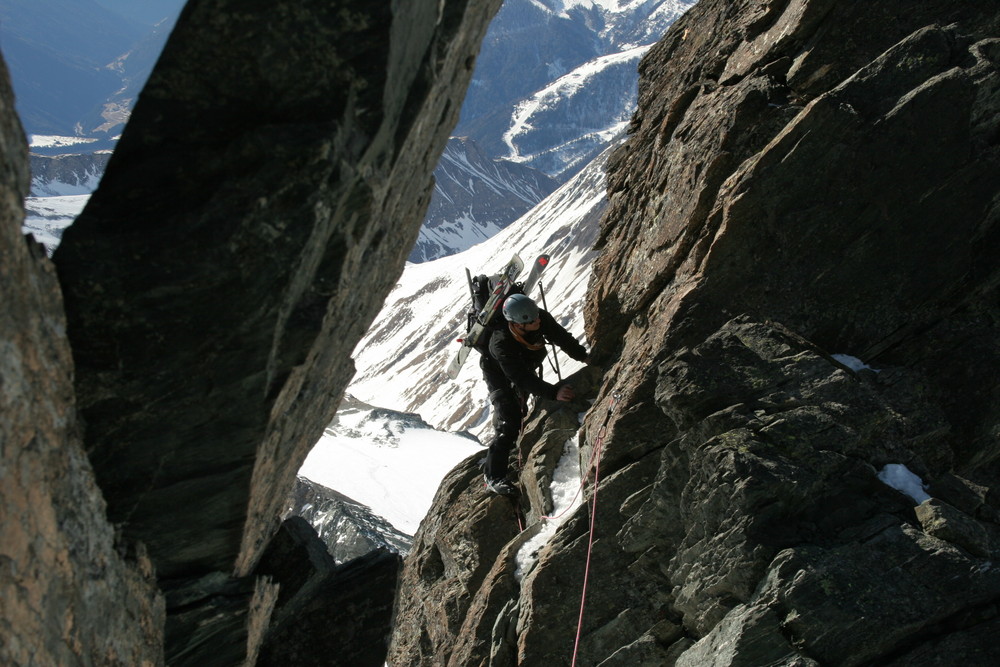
[{"xmin": 539, "ymin": 280, "xmax": 563, "ymax": 382}]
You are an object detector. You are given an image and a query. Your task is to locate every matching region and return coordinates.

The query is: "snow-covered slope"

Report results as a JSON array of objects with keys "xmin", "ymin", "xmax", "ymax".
[
  {"xmin": 348, "ymin": 140, "xmax": 616, "ymax": 437},
  {"xmin": 412, "ymin": 137, "xmax": 558, "ymax": 262},
  {"xmin": 296, "ymin": 395, "xmax": 482, "ymax": 538},
  {"xmin": 500, "ymin": 44, "xmax": 649, "ymax": 177},
  {"xmin": 23, "ymin": 195, "xmax": 89, "ymax": 255}
]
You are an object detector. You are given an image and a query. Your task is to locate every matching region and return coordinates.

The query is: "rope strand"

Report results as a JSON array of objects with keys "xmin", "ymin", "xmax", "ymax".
[
  {"xmin": 538, "ymin": 281, "xmax": 563, "ymax": 382},
  {"xmin": 539, "ymin": 427, "xmax": 603, "ymax": 522},
  {"xmin": 540, "ymin": 394, "xmax": 617, "ymax": 522},
  {"xmin": 567, "ymin": 393, "xmax": 619, "ymax": 666}
]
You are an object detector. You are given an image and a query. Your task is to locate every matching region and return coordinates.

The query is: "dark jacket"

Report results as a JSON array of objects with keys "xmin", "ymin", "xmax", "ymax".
[{"xmin": 487, "ymin": 309, "xmax": 588, "ymax": 400}]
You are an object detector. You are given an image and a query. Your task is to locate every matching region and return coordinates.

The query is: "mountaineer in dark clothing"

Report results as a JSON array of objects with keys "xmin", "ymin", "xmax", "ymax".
[{"xmin": 481, "ymin": 293, "xmax": 590, "ymax": 495}]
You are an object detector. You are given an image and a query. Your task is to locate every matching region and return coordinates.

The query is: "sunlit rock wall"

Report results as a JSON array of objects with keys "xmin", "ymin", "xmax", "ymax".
[
  {"xmin": 1, "ymin": 56, "xmax": 164, "ymax": 666},
  {"xmin": 387, "ymin": 1, "xmax": 1000, "ymax": 665}
]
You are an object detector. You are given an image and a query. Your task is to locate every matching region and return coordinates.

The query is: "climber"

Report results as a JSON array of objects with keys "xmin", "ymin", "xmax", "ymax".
[{"xmin": 481, "ymin": 293, "xmax": 590, "ymax": 495}]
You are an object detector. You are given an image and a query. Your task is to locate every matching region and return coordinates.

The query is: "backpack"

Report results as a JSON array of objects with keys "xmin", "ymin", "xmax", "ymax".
[{"xmin": 466, "ymin": 273, "xmax": 524, "ymax": 355}]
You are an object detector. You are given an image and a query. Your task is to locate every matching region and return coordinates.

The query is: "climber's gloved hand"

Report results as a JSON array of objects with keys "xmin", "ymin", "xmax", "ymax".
[{"xmin": 556, "ymin": 384, "xmax": 576, "ymax": 402}]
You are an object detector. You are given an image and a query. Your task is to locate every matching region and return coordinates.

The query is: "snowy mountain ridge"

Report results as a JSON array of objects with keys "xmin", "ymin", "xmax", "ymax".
[
  {"xmin": 558, "ymin": 0, "xmax": 698, "ymax": 46},
  {"xmin": 500, "ymin": 43, "xmax": 649, "ymax": 174},
  {"xmin": 411, "ymin": 136, "xmax": 558, "ymax": 262},
  {"xmin": 29, "ymin": 152, "xmax": 111, "ymax": 196},
  {"xmin": 285, "ymin": 476, "xmax": 413, "ymax": 565},
  {"xmin": 456, "ymin": 0, "xmax": 696, "ymax": 180}
]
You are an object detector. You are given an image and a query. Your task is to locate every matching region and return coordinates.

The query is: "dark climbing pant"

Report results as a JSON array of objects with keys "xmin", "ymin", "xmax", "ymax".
[{"xmin": 480, "ymin": 355, "xmax": 526, "ymax": 481}]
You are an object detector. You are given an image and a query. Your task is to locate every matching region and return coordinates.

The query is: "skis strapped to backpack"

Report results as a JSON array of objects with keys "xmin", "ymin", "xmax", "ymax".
[
  {"xmin": 447, "ymin": 254, "xmax": 525, "ymax": 379},
  {"xmin": 521, "ymin": 254, "xmax": 549, "ymax": 297},
  {"xmin": 446, "ymin": 254, "xmax": 550, "ymax": 379}
]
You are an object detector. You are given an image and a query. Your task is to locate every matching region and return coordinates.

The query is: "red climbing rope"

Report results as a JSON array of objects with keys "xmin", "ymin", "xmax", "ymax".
[
  {"xmin": 568, "ymin": 393, "xmax": 619, "ymax": 666},
  {"xmin": 541, "ymin": 393, "xmax": 618, "ymax": 522}
]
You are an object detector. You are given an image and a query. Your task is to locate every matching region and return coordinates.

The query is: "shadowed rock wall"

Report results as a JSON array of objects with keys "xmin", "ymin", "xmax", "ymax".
[
  {"xmin": 55, "ymin": 0, "xmax": 502, "ymax": 584},
  {"xmin": 255, "ymin": 519, "xmax": 401, "ymax": 667}
]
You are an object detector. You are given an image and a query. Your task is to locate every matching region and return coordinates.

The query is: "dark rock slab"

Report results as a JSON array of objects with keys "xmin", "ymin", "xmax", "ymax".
[
  {"xmin": 674, "ymin": 605, "xmax": 817, "ymax": 667},
  {"xmin": 51, "ymin": 0, "xmax": 502, "ymax": 585},
  {"xmin": 163, "ymin": 571, "xmax": 278, "ymax": 667},
  {"xmin": 254, "ymin": 516, "xmax": 337, "ymax": 608},
  {"xmin": 255, "ymin": 519, "xmax": 401, "ymax": 667},
  {"xmin": 884, "ymin": 613, "xmax": 1000, "ymax": 666},
  {"xmin": 759, "ymin": 525, "xmax": 1000, "ymax": 665}
]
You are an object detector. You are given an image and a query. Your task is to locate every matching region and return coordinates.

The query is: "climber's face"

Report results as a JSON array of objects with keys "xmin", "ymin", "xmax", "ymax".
[{"xmin": 514, "ymin": 317, "xmax": 541, "ymax": 333}]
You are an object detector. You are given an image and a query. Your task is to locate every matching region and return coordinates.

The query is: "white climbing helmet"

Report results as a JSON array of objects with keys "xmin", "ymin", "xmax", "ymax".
[{"xmin": 502, "ymin": 294, "xmax": 540, "ymax": 323}]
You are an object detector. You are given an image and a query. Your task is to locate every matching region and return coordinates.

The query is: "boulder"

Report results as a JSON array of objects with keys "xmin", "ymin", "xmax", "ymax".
[{"xmin": 915, "ymin": 498, "xmax": 991, "ymax": 559}]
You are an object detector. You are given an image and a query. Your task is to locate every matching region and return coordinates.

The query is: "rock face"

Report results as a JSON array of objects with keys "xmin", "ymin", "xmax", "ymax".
[
  {"xmin": 388, "ymin": 1, "xmax": 1000, "ymax": 665},
  {"xmin": 587, "ymin": 0, "xmax": 1000, "ymax": 467},
  {"xmin": 387, "ymin": 366, "xmax": 606, "ymax": 666},
  {"xmin": 0, "ymin": 57, "xmax": 163, "ymax": 666},
  {"xmin": 4, "ymin": 0, "xmax": 503, "ymax": 664},
  {"xmin": 255, "ymin": 518, "xmax": 402, "ymax": 667}
]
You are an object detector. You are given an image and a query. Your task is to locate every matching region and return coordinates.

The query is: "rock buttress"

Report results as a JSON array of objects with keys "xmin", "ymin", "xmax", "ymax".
[
  {"xmin": 586, "ymin": 0, "xmax": 1000, "ymax": 464},
  {"xmin": 387, "ymin": 367, "xmax": 612, "ymax": 666},
  {"xmin": 579, "ymin": 0, "xmax": 1000, "ymax": 664},
  {"xmin": 49, "ymin": 0, "xmax": 502, "ymax": 662},
  {"xmin": 391, "ymin": 1, "xmax": 1000, "ymax": 665},
  {"xmin": 1, "ymin": 55, "xmax": 164, "ymax": 666}
]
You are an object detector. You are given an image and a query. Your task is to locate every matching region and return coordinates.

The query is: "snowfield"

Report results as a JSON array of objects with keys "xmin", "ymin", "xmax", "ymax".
[
  {"xmin": 299, "ymin": 398, "xmax": 482, "ymax": 535},
  {"xmin": 29, "ymin": 135, "xmax": 100, "ymax": 148},
  {"xmin": 23, "ymin": 195, "xmax": 90, "ymax": 254}
]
